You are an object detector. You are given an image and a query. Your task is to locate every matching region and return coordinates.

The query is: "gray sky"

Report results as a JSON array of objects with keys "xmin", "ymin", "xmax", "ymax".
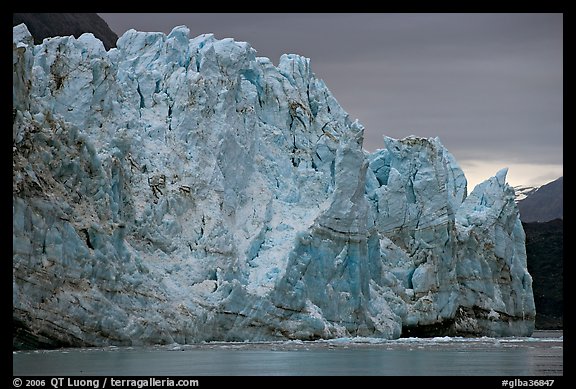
[{"xmin": 98, "ymin": 13, "xmax": 563, "ymax": 189}]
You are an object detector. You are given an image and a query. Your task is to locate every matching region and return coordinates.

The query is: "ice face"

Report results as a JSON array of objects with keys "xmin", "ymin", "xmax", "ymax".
[{"xmin": 12, "ymin": 24, "xmax": 534, "ymax": 347}]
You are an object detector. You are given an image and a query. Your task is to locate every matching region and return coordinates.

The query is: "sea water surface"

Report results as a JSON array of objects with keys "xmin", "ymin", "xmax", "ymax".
[{"xmin": 13, "ymin": 330, "xmax": 562, "ymax": 376}]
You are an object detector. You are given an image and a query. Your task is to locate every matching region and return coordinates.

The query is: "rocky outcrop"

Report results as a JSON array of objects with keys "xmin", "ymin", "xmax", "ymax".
[{"xmin": 13, "ymin": 13, "xmax": 118, "ymax": 50}]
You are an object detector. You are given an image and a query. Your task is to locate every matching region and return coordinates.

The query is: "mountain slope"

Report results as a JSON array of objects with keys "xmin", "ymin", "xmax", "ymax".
[
  {"xmin": 517, "ymin": 177, "xmax": 563, "ymax": 222},
  {"xmin": 523, "ymin": 219, "xmax": 563, "ymax": 329},
  {"xmin": 13, "ymin": 13, "xmax": 118, "ymax": 50}
]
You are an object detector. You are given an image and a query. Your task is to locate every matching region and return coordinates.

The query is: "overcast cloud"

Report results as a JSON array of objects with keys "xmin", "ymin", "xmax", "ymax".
[{"xmin": 98, "ymin": 13, "xmax": 563, "ymax": 188}]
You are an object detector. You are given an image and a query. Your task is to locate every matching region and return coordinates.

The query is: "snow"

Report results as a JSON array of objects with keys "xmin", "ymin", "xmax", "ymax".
[
  {"xmin": 13, "ymin": 24, "xmax": 535, "ymax": 347},
  {"xmin": 513, "ymin": 184, "xmax": 539, "ymax": 202}
]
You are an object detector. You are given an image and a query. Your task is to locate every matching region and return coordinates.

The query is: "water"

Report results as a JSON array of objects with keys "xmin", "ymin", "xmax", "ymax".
[{"xmin": 13, "ymin": 330, "xmax": 562, "ymax": 376}]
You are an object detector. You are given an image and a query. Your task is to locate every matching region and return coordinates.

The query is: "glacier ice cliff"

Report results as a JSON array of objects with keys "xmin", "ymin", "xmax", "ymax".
[{"xmin": 13, "ymin": 23, "xmax": 535, "ymax": 348}]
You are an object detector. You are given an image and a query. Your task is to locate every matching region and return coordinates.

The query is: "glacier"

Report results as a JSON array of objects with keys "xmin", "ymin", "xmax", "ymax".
[{"xmin": 12, "ymin": 23, "xmax": 535, "ymax": 348}]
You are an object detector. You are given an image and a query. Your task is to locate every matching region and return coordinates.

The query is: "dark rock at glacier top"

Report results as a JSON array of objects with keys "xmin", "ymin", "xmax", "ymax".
[{"xmin": 13, "ymin": 13, "xmax": 118, "ymax": 50}]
